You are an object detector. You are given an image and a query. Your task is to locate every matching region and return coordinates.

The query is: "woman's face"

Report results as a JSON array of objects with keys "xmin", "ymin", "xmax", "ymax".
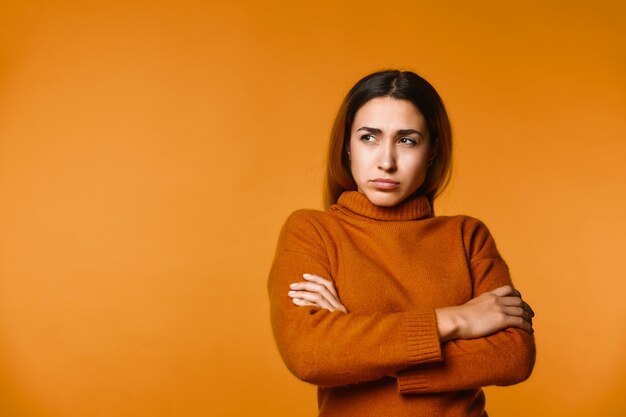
[{"xmin": 346, "ymin": 96, "xmax": 434, "ymax": 207}]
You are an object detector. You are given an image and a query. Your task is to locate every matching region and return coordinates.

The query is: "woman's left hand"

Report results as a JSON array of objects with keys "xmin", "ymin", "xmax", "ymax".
[{"xmin": 288, "ymin": 273, "xmax": 348, "ymax": 313}]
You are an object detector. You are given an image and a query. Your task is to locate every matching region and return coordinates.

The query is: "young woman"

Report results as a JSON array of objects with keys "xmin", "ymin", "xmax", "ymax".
[{"xmin": 267, "ymin": 70, "xmax": 535, "ymax": 417}]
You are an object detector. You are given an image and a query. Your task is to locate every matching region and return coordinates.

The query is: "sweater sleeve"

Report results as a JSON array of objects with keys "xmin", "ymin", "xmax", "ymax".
[
  {"xmin": 268, "ymin": 210, "xmax": 443, "ymax": 388},
  {"xmin": 396, "ymin": 219, "xmax": 536, "ymax": 394}
]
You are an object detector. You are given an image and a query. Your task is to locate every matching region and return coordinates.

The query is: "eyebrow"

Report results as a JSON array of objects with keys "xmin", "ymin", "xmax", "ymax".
[{"xmin": 356, "ymin": 126, "xmax": 424, "ymax": 137}]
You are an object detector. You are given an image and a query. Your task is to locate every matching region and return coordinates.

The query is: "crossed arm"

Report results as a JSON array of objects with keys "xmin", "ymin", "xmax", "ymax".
[
  {"xmin": 288, "ymin": 274, "xmax": 534, "ymax": 342},
  {"xmin": 269, "ymin": 212, "xmax": 536, "ymax": 392},
  {"xmin": 288, "ymin": 272, "xmax": 536, "ymax": 393}
]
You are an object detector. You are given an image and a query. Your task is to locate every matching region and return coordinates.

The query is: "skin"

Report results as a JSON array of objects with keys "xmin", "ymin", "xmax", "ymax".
[
  {"xmin": 345, "ymin": 96, "xmax": 435, "ymax": 207},
  {"xmin": 287, "ymin": 97, "xmax": 534, "ymax": 341}
]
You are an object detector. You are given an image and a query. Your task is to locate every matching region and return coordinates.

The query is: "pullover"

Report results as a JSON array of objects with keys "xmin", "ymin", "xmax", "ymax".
[{"xmin": 268, "ymin": 191, "xmax": 536, "ymax": 417}]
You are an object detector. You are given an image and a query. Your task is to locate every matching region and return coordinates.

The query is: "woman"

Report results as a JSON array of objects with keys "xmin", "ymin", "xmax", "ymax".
[{"xmin": 267, "ymin": 70, "xmax": 535, "ymax": 417}]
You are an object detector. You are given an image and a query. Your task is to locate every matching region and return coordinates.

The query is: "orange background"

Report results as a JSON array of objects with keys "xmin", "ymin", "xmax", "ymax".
[{"xmin": 1, "ymin": 1, "xmax": 625, "ymax": 416}]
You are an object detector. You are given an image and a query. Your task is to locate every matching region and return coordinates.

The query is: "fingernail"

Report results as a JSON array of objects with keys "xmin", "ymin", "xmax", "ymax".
[
  {"xmin": 303, "ymin": 273, "xmax": 311, "ymax": 278},
  {"xmin": 288, "ymin": 291, "xmax": 295, "ymax": 296},
  {"xmin": 290, "ymin": 283, "xmax": 298, "ymax": 289}
]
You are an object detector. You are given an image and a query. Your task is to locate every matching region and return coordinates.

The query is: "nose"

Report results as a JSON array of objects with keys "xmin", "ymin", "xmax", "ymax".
[{"xmin": 377, "ymin": 142, "xmax": 397, "ymax": 172}]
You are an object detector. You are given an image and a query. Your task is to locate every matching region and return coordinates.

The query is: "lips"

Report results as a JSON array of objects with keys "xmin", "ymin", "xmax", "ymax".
[{"xmin": 371, "ymin": 178, "xmax": 400, "ymax": 190}]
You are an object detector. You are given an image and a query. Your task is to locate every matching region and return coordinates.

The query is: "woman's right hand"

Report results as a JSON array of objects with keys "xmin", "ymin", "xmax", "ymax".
[
  {"xmin": 435, "ymin": 285, "xmax": 534, "ymax": 342},
  {"xmin": 288, "ymin": 273, "xmax": 348, "ymax": 313}
]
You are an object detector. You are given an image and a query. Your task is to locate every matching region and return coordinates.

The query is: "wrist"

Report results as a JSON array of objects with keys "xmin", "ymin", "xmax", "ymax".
[{"xmin": 435, "ymin": 306, "xmax": 462, "ymax": 342}]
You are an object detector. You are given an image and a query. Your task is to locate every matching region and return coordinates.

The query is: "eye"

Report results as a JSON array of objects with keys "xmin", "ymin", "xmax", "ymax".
[
  {"xmin": 360, "ymin": 134, "xmax": 376, "ymax": 143},
  {"xmin": 399, "ymin": 137, "xmax": 419, "ymax": 145}
]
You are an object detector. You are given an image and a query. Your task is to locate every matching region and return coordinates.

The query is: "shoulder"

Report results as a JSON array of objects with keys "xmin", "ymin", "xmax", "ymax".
[
  {"xmin": 275, "ymin": 209, "xmax": 330, "ymax": 254},
  {"xmin": 282, "ymin": 208, "xmax": 328, "ymax": 233},
  {"xmin": 432, "ymin": 214, "xmax": 488, "ymax": 234},
  {"xmin": 435, "ymin": 214, "xmax": 500, "ymax": 260},
  {"xmin": 284, "ymin": 208, "xmax": 325, "ymax": 223}
]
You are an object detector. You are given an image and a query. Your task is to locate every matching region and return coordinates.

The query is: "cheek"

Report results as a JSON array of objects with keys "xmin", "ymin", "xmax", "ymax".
[
  {"xmin": 401, "ymin": 154, "xmax": 428, "ymax": 178},
  {"xmin": 348, "ymin": 152, "xmax": 373, "ymax": 184},
  {"xmin": 349, "ymin": 156, "xmax": 365, "ymax": 180}
]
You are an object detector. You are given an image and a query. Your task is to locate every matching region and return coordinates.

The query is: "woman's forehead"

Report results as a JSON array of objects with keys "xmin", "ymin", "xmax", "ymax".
[{"xmin": 353, "ymin": 97, "xmax": 426, "ymax": 131}]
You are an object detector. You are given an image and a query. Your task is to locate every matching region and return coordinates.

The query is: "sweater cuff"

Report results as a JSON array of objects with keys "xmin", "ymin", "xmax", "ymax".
[
  {"xmin": 397, "ymin": 367, "xmax": 432, "ymax": 394},
  {"xmin": 404, "ymin": 309, "xmax": 442, "ymax": 366}
]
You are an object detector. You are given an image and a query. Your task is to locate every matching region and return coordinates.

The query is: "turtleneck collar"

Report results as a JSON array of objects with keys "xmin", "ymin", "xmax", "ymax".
[{"xmin": 331, "ymin": 191, "xmax": 432, "ymax": 221}]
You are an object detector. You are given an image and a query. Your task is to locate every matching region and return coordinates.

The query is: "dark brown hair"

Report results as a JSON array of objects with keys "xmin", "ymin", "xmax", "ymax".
[{"xmin": 323, "ymin": 70, "xmax": 453, "ymax": 212}]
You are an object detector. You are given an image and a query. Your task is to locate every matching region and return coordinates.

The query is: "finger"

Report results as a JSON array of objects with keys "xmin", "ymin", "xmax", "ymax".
[
  {"xmin": 289, "ymin": 290, "xmax": 335, "ymax": 311},
  {"xmin": 506, "ymin": 315, "xmax": 534, "ymax": 334},
  {"xmin": 500, "ymin": 296, "xmax": 523, "ymax": 307},
  {"xmin": 490, "ymin": 285, "xmax": 513, "ymax": 297},
  {"xmin": 503, "ymin": 306, "xmax": 533, "ymax": 324},
  {"xmin": 292, "ymin": 297, "xmax": 332, "ymax": 311},
  {"xmin": 290, "ymin": 281, "xmax": 343, "ymax": 311},
  {"xmin": 303, "ymin": 274, "xmax": 339, "ymax": 298},
  {"xmin": 291, "ymin": 293, "xmax": 347, "ymax": 313},
  {"xmin": 515, "ymin": 299, "xmax": 534, "ymax": 318},
  {"xmin": 499, "ymin": 291, "xmax": 534, "ymax": 317},
  {"xmin": 293, "ymin": 295, "xmax": 334, "ymax": 311}
]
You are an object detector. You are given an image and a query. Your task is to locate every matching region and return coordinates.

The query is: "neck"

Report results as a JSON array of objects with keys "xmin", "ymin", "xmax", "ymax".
[{"xmin": 332, "ymin": 191, "xmax": 433, "ymax": 221}]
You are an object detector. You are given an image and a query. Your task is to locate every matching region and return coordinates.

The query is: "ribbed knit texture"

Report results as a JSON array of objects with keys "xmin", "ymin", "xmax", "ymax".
[
  {"xmin": 405, "ymin": 310, "xmax": 442, "ymax": 364},
  {"xmin": 268, "ymin": 191, "xmax": 536, "ymax": 417},
  {"xmin": 335, "ymin": 191, "xmax": 432, "ymax": 221}
]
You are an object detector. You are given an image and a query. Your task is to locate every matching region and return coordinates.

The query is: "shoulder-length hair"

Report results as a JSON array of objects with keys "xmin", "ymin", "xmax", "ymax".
[{"xmin": 323, "ymin": 70, "xmax": 453, "ymax": 213}]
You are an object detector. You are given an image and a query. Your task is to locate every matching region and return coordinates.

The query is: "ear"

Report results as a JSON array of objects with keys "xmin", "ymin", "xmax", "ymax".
[{"xmin": 345, "ymin": 142, "xmax": 351, "ymax": 158}]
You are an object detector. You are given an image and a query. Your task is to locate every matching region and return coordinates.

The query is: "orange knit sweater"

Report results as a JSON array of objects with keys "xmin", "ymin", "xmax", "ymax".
[{"xmin": 268, "ymin": 191, "xmax": 536, "ymax": 417}]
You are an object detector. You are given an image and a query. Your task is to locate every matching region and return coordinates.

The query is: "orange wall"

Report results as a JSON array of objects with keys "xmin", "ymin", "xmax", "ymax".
[{"xmin": 1, "ymin": 1, "xmax": 625, "ymax": 416}]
